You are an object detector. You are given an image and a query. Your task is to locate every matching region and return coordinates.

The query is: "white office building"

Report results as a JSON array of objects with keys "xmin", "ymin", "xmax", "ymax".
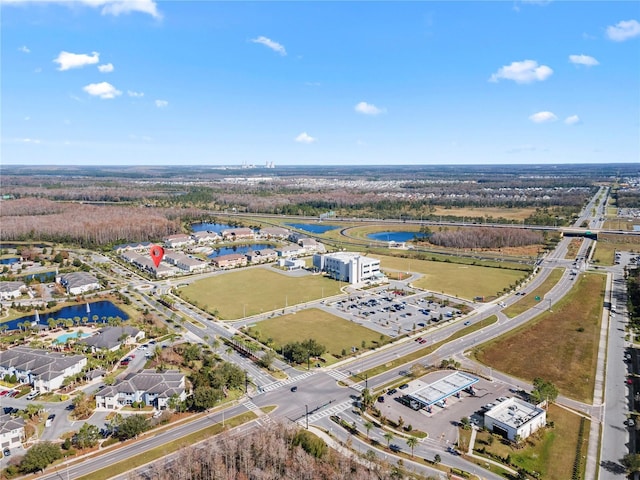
[
  {"xmin": 313, "ymin": 252, "xmax": 384, "ymax": 285},
  {"xmin": 484, "ymin": 397, "xmax": 546, "ymax": 441}
]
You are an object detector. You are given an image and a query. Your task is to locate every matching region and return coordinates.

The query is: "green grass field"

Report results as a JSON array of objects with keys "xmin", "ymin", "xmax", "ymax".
[
  {"xmin": 474, "ymin": 273, "xmax": 605, "ymax": 402},
  {"xmin": 177, "ymin": 268, "xmax": 343, "ymax": 319},
  {"xmin": 593, "ymin": 234, "xmax": 640, "ymax": 266},
  {"xmin": 246, "ymin": 308, "xmax": 389, "ymax": 360},
  {"xmin": 369, "ymin": 254, "xmax": 528, "ymax": 300},
  {"xmin": 473, "ymin": 404, "xmax": 589, "ymax": 480}
]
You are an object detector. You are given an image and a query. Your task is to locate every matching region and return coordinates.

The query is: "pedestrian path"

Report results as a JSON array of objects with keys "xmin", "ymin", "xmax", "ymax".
[
  {"xmin": 297, "ymin": 400, "xmax": 353, "ymax": 426},
  {"xmin": 257, "ymin": 371, "xmax": 316, "ymax": 393},
  {"xmin": 325, "ymin": 369, "xmax": 365, "ymax": 392}
]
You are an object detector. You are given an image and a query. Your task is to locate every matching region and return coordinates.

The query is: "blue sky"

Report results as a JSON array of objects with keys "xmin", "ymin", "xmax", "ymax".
[{"xmin": 1, "ymin": 0, "xmax": 639, "ymax": 166}]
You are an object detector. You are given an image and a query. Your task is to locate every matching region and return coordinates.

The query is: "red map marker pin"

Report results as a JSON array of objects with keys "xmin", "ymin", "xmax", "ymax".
[{"xmin": 150, "ymin": 245, "xmax": 165, "ymax": 268}]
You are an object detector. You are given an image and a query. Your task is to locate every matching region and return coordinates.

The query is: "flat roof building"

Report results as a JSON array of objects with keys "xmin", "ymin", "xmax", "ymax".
[
  {"xmin": 484, "ymin": 397, "xmax": 546, "ymax": 441},
  {"xmin": 313, "ymin": 252, "xmax": 385, "ymax": 285},
  {"xmin": 404, "ymin": 371, "xmax": 479, "ymax": 409}
]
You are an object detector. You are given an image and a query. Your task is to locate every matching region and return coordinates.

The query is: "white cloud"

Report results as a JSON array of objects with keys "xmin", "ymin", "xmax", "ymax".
[
  {"xmin": 155, "ymin": 99, "xmax": 168, "ymax": 108},
  {"xmin": 54, "ymin": 51, "xmax": 99, "ymax": 71},
  {"xmin": 606, "ymin": 19, "xmax": 640, "ymax": 42},
  {"xmin": 3, "ymin": 0, "xmax": 162, "ymax": 19},
  {"xmin": 24, "ymin": 116, "xmax": 30, "ymax": 121},
  {"xmin": 295, "ymin": 132, "xmax": 316, "ymax": 144},
  {"xmin": 18, "ymin": 45, "xmax": 30, "ymax": 53},
  {"xmin": 83, "ymin": 82, "xmax": 122, "ymax": 99},
  {"xmin": 529, "ymin": 111, "xmax": 557, "ymax": 123},
  {"xmin": 355, "ymin": 101, "xmax": 385, "ymax": 115},
  {"xmin": 19, "ymin": 138, "xmax": 41, "ymax": 144},
  {"xmin": 251, "ymin": 36, "xmax": 287, "ymax": 56},
  {"xmin": 127, "ymin": 90, "xmax": 144, "ymax": 97},
  {"xmin": 98, "ymin": 63, "xmax": 114, "ymax": 73},
  {"xmin": 489, "ymin": 60, "xmax": 553, "ymax": 84},
  {"xmin": 569, "ymin": 54, "xmax": 599, "ymax": 66},
  {"xmin": 564, "ymin": 115, "xmax": 580, "ymax": 125}
]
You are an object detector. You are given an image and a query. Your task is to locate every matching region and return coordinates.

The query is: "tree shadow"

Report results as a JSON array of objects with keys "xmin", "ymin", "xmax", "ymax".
[{"xmin": 600, "ymin": 459, "xmax": 626, "ymax": 475}]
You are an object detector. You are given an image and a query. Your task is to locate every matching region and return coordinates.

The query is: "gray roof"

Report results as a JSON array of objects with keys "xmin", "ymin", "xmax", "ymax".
[
  {"xmin": 99, "ymin": 369, "xmax": 184, "ymax": 398},
  {"xmin": 0, "ymin": 413, "xmax": 25, "ymax": 435},
  {"xmin": 60, "ymin": 272, "xmax": 99, "ymax": 289},
  {"xmin": 0, "ymin": 282, "xmax": 25, "ymax": 294},
  {"xmin": 78, "ymin": 326, "xmax": 140, "ymax": 350},
  {"xmin": 0, "ymin": 347, "xmax": 85, "ymax": 379}
]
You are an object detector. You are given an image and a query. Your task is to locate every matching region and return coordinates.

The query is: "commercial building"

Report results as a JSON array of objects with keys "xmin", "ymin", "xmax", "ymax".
[
  {"xmin": 484, "ymin": 397, "xmax": 546, "ymax": 441},
  {"xmin": 313, "ymin": 252, "xmax": 384, "ymax": 285},
  {"xmin": 403, "ymin": 371, "xmax": 479, "ymax": 409}
]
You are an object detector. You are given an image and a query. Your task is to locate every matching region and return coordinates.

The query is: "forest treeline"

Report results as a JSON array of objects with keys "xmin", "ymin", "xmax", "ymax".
[
  {"xmin": 426, "ymin": 227, "xmax": 544, "ymax": 249},
  {"xmin": 133, "ymin": 422, "xmax": 438, "ymax": 480}
]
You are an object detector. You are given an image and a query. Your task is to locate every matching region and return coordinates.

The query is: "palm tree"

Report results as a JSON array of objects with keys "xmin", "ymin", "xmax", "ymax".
[
  {"xmin": 47, "ymin": 319, "xmax": 57, "ymax": 331},
  {"xmin": 364, "ymin": 421, "xmax": 374, "ymax": 440},
  {"xmin": 406, "ymin": 436, "xmax": 418, "ymax": 457},
  {"xmin": 383, "ymin": 431, "xmax": 394, "ymax": 447}
]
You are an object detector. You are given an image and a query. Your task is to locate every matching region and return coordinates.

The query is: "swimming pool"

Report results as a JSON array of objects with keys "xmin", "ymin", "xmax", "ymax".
[{"xmin": 54, "ymin": 332, "xmax": 91, "ymax": 344}]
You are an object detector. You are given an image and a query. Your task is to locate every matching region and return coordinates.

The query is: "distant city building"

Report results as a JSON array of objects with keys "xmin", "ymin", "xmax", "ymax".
[
  {"xmin": 57, "ymin": 272, "xmax": 100, "ymax": 295},
  {"xmin": 484, "ymin": 397, "xmax": 546, "ymax": 441},
  {"xmin": 313, "ymin": 252, "xmax": 385, "ymax": 285},
  {"xmin": 0, "ymin": 281, "xmax": 25, "ymax": 300}
]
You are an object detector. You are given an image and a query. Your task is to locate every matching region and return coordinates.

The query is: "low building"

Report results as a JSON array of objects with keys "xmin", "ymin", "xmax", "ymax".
[
  {"xmin": 57, "ymin": 272, "xmax": 100, "ymax": 295},
  {"xmin": 212, "ymin": 253, "xmax": 247, "ymax": 269},
  {"xmin": 113, "ymin": 242, "xmax": 152, "ymax": 253},
  {"xmin": 120, "ymin": 251, "xmax": 175, "ymax": 278},
  {"xmin": 484, "ymin": 397, "xmax": 546, "ymax": 441},
  {"xmin": 276, "ymin": 245, "xmax": 306, "ymax": 258},
  {"xmin": 246, "ymin": 249, "xmax": 278, "ymax": 264},
  {"xmin": 0, "ymin": 347, "xmax": 87, "ymax": 393},
  {"xmin": 191, "ymin": 231, "xmax": 220, "ymax": 244},
  {"xmin": 277, "ymin": 258, "xmax": 306, "ymax": 271},
  {"xmin": 95, "ymin": 369, "xmax": 187, "ymax": 410},
  {"xmin": 163, "ymin": 234, "xmax": 193, "ymax": 248},
  {"xmin": 0, "ymin": 281, "xmax": 25, "ymax": 300},
  {"xmin": 78, "ymin": 326, "xmax": 145, "ymax": 352},
  {"xmin": 259, "ymin": 227, "xmax": 290, "ymax": 239},
  {"xmin": 0, "ymin": 413, "xmax": 25, "ymax": 450},
  {"xmin": 298, "ymin": 238, "xmax": 319, "ymax": 251},
  {"xmin": 164, "ymin": 251, "xmax": 208, "ymax": 273},
  {"xmin": 313, "ymin": 252, "xmax": 384, "ymax": 285},
  {"xmin": 221, "ymin": 228, "xmax": 254, "ymax": 241}
]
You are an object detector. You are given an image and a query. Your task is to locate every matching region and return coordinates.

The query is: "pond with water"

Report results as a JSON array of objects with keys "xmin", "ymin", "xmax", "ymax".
[
  {"xmin": 0, "ymin": 257, "xmax": 20, "ymax": 265},
  {"xmin": 286, "ymin": 223, "xmax": 340, "ymax": 234},
  {"xmin": 22, "ymin": 271, "xmax": 57, "ymax": 283},
  {"xmin": 191, "ymin": 223, "xmax": 234, "ymax": 234},
  {"xmin": 1, "ymin": 301, "xmax": 128, "ymax": 332},
  {"xmin": 208, "ymin": 244, "xmax": 273, "ymax": 259},
  {"xmin": 366, "ymin": 231, "xmax": 427, "ymax": 243}
]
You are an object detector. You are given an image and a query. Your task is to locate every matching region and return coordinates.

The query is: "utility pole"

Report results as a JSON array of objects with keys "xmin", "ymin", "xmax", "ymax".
[{"xmin": 305, "ymin": 404, "xmax": 309, "ymax": 429}]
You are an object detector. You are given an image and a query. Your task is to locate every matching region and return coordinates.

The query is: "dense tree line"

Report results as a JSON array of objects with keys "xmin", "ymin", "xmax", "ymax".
[
  {"xmin": 427, "ymin": 227, "xmax": 544, "ymax": 249},
  {"xmin": 614, "ymin": 190, "xmax": 640, "ymax": 209},
  {"xmin": 133, "ymin": 422, "xmax": 438, "ymax": 480}
]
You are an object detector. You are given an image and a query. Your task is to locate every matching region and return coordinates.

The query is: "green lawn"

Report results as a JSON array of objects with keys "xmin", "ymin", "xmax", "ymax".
[
  {"xmin": 177, "ymin": 268, "xmax": 343, "ymax": 319},
  {"xmin": 246, "ymin": 308, "xmax": 389, "ymax": 359},
  {"xmin": 502, "ymin": 268, "xmax": 563, "ymax": 318},
  {"xmin": 474, "ymin": 273, "xmax": 605, "ymax": 402},
  {"xmin": 369, "ymin": 254, "xmax": 528, "ymax": 301},
  {"xmin": 473, "ymin": 404, "xmax": 588, "ymax": 480}
]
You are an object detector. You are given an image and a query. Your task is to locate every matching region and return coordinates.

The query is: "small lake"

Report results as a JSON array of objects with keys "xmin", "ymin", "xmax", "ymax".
[
  {"xmin": 208, "ymin": 244, "xmax": 272, "ymax": 259},
  {"xmin": 191, "ymin": 223, "xmax": 234, "ymax": 233},
  {"xmin": 367, "ymin": 231, "xmax": 427, "ymax": 243},
  {"xmin": 0, "ymin": 257, "xmax": 20, "ymax": 265},
  {"xmin": 22, "ymin": 271, "xmax": 57, "ymax": 283},
  {"xmin": 286, "ymin": 223, "xmax": 340, "ymax": 234},
  {"xmin": 1, "ymin": 301, "xmax": 129, "ymax": 332}
]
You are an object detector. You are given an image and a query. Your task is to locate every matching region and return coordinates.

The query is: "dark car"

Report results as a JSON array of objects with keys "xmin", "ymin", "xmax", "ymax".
[
  {"xmin": 399, "ymin": 383, "xmax": 409, "ymax": 390},
  {"xmin": 377, "ymin": 396, "xmax": 385, "ymax": 403},
  {"xmin": 290, "ymin": 386, "xmax": 298, "ymax": 392},
  {"xmin": 3, "ymin": 448, "xmax": 10, "ymax": 457},
  {"xmin": 389, "ymin": 444, "xmax": 402, "ymax": 453},
  {"xmin": 387, "ymin": 388, "xmax": 397, "ymax": 395}
]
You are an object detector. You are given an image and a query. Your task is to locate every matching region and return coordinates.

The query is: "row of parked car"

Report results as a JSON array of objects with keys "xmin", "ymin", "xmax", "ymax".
[{"xmin": 0, "ymin": 389, "xmax": 19, "ymax": 398}]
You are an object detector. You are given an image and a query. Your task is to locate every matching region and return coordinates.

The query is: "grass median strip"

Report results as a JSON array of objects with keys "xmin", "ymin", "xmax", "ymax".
[
  {"xmin": 503, "ymin": 268, "xmax": 563, "ymax": 318},
  {"xmin": 351, "ymin": 315, "xmax": 498, "ymax": 381},
  {"xmin": 76, "ymin": 411, "xmax": 257, "ymax": 480}
]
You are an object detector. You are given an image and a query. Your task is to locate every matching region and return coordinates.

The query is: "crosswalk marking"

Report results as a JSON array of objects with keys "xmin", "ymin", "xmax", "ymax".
[
  {"xmin": 257, "ymin": 371, "xmax": 316, "ymax": 393},
  {"xmin": 325, "ymin": 369, "xmax": 365, "ymax": 392},
  {"xmin": 297, "ymin": 400, "xmax": 353, "ymax": 426},
  {"xmin": 242, "ymin": 400, "xmax": 259, "ymax": 411}
]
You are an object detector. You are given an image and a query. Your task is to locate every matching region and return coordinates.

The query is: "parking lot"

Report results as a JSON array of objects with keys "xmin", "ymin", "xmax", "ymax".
[
  {"xmin": 375, "ymin": 370, "xmax": 514, "ymax": 445},
  {"xmin": 328, "ymin": 289, "xmax": 466, "ymax": 337}
]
